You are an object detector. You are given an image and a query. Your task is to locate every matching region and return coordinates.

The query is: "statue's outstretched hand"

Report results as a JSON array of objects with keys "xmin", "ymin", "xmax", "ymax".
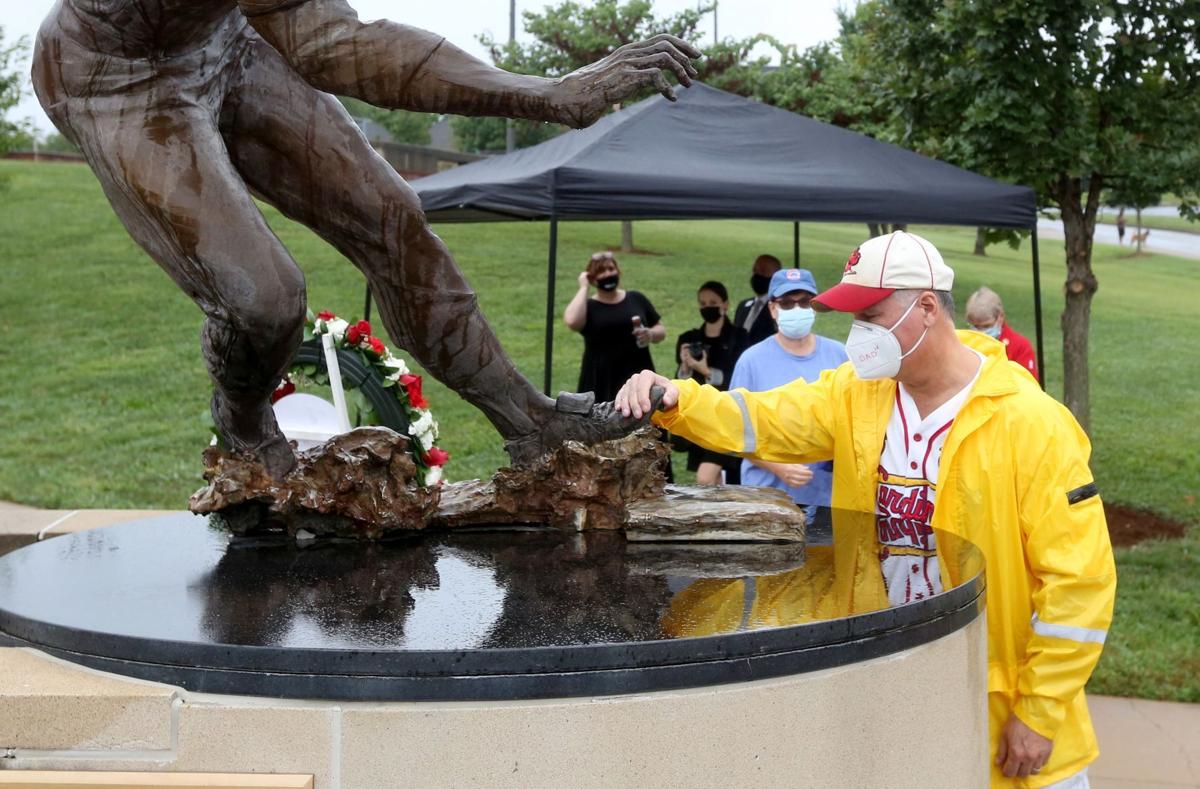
[
  {"xmin": 615, "ymin": 371, "xmax": 678, "ymax": 419},
  {"xmin": 552, "ymin": 34, "xmax": 702, "ymax": 128}
]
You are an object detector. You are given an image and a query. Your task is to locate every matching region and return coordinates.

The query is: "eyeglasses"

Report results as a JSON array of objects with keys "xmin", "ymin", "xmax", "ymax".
[
  {"xmin": 772, "ymin": 294, "xmax": 814, "ymax": 309},
  {"xmin": 589, "ymin": 251, "xmax": 616, "ymax": 262}
]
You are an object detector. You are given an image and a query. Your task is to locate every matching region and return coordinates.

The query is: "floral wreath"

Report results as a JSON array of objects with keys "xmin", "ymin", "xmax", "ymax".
[{"xmin": 272, "ymin": 309, "xmax": 450, "ymax": 486}]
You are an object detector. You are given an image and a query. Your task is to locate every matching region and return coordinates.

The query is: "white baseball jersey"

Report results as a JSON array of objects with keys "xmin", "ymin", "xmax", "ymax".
[{"xmin": 876, "ymin": 353, "xmax": 983, "ymax": 606}]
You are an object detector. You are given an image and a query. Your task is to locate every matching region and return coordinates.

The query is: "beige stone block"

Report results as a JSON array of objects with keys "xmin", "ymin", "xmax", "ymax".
[
  {"xmin": 1090, "ymin": 695, "xmax": 1200, "ymax": 785},
  {"xmin": 0, "ymin": 649, "xmax": 176, "ymax": 751},
  {"xmin": 42, "ymin": 511, "xmax": 181, "ymax": 536},
  {"xmin": 0, "ymin": 505, "xmax": 179, "ymax": 541},
  {"xmin": 340, "ymin": 617, "xmax": 988, "ymax": 789},
  {"xmin": 0, "ymin": 771, "xmax": 312, "ymax": 787},
  {"xmin": 1091, "ymin": 780, "xmax": 1193, "ymax": 789},
  {"xmin": 0, "ymin": 504, "xmax": 69, "ymax": 537},
  {"xmin": 170, "ymin": 702, "xmax": 337, "ymax": 789}
]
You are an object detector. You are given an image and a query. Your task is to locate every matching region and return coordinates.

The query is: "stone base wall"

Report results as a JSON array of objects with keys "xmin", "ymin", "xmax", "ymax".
[{"xmin": 0, "ymin": 616, "xmax": 987, "ymax": 788}]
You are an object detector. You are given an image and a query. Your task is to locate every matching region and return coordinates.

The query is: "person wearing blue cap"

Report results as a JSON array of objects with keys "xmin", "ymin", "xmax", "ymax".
[{"xmin": 728, "ymin": 267, "xmax": 847, "ymax": 537}]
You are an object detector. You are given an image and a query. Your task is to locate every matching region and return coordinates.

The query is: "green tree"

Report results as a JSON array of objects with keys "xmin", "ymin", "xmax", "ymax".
[
  {"xmin": 842, "ymin": 0, "xmax": 1200, "ymax": 431},
  {"xmin": 0, "ymin": 27, "xmax": 31, "ymax": 157},
  {"xmin": 449, "ymin": 114, "xmax": 559, "ymax": 154},
  {"xmin": 39, "ymin": 131, "xmax": 80, "ymax": 154},
  {"xmin": 337, "ymin": 97, "xmax": 436, "ymax": 145},
  {"xmin": 456, "ymin": 0, "xmax": 714, "ymax": 154}
]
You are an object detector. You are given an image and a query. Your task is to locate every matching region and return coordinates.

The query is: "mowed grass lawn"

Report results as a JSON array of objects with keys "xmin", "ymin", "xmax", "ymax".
[{"xmin": 1, "ymin": 160, "xmax": 1196, "ymax": 701}]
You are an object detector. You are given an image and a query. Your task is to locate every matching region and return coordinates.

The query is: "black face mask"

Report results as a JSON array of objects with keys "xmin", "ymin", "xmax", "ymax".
[
  {"xmin": 596, "ymin": 275, "xmax": 620, "ymax": 292},
  {"xmin": 750, "ymin": 273, "xmax": 771, "ymax": 296},
  {"xmin": 699, "ymin": 306, "xmax": 723, "ymax": 324}
]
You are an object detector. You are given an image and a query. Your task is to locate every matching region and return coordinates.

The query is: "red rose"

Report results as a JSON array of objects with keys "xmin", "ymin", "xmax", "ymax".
[
  {"xmin": 346, "ymin": 326, "xmax": 362, "ymax": 345},
  {"xmin": 368, "ymin": 337, "xmax": 386, "ymax": 355},
  {"xmin": 270, "ymin": 379, "xmax": 295, "ymax": 404},
  {"xmin": 425, "ymin": 446, "xmax": 451, "ymax": 467},
  {"xmin": 354, "ymin": 319, "xmax": 371, "ymax": 336},
  {"xmin": 317, "ymin": 310, "xmax": 335, "ymax": 321},
  {"xmin": 399, "ymin": 374, "xmax": 429, "ymax": 409}
]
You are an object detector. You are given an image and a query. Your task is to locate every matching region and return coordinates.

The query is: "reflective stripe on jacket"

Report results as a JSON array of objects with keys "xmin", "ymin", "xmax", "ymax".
[{"xmin": 654, "ymin": 330, "xmax": 1117, "ymax": 788}]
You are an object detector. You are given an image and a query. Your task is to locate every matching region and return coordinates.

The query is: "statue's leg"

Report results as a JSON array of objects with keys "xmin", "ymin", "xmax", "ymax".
[
  {"xmin": 37, "ymin": 90, "xmax": 305, "ymax": 476},
  {"xmin": 219, "ymin": 39, "xmax": 645, "ymax": 463}
]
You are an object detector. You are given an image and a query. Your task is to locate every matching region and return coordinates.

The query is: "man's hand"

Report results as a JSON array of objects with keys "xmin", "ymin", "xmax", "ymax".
[
  {"xmin": 615, "ymin": 370, "xmax": 678, "ymax": 419},
  {"xmin": 552, "ymin": 34, "xmax": 702, "ymax": 128},
  {"xmin": 996, "ymin": 714, "xmax": 1054, "ymax": 779},
  {"xmin": 760, "ymin": 461, "xmax": 813, "ymax": 488}
]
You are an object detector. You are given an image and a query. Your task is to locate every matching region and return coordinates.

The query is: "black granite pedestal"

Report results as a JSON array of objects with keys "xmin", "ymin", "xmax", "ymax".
[{"xmin": 0, "ymin": 513, "xmax": 984, "ymax": 702}]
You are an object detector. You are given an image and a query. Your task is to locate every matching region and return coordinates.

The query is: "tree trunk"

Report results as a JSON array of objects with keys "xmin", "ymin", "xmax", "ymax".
[
  {"xmin": 974, "ymin": 227, "xmax": 988, "ymax": 256},
  {"xmin": 1135, "ymin": 207, "xmax": 1144, "ymax": 254},
  {"xmin": 620, "ymin": 220, "xmax": 634, "ymax": 252},
  {"xmin": 867, "ymin": 223, "xmax": 882, "ymax": 238},
  {"xmin": 1056, "ymin": 176, "xmax": 1101, "ymax": 433}
]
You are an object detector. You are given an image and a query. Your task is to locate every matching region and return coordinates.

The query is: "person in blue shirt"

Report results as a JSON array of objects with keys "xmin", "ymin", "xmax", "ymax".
[{"xmin": 729, "ymin": 268, "xmax": 847, "ymax": 539}]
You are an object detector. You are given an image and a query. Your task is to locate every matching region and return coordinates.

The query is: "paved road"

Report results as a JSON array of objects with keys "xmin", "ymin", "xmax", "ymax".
[
  {"xmin": 1037, "ymin": 218, "xmax": 1200, "ymax": 260},
  {"xmin": 1128, "ymin": 204, "xmax": 1186, "ymax": 218}
]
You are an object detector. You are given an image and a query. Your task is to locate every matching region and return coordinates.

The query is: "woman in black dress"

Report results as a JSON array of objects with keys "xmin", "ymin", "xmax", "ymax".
[
  {"xmin": 563, "ymin": 252, "xmax": 666, "ymax": 402},
  {"xmin": 673, "ymin": 281, "xmax": 747, "ymax": 485}
]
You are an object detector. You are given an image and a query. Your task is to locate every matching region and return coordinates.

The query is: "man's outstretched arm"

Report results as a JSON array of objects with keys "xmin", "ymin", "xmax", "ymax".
[{"xmin": 239, "ymin": 0, "xmax": 700, "ymax": 127}]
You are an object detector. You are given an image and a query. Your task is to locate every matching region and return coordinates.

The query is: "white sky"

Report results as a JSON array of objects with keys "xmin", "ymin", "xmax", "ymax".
[{"xmin": 2, "ymin": 0, "xmax": 852, "ymax": 132}]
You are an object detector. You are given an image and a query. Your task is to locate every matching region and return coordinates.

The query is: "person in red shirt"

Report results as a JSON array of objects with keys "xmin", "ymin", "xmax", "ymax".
[{"xmin": 965, "ymin": 287, "xmax": 1038, "ymax": 380}]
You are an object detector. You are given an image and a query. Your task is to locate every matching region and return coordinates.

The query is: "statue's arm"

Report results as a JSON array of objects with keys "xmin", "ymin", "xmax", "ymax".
[{"xmin": 238, "ymin": 0, "xmax": 699, "ymax": 128}]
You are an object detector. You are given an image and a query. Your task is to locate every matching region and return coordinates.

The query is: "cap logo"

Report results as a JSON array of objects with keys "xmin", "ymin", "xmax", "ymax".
[
  {"xmin": 786, "ymin": 269, "xmax": 802, "ymax": 279},
  {"xmin": 844, "ymin": 248, "xmax": 861, "ymax": 275}
]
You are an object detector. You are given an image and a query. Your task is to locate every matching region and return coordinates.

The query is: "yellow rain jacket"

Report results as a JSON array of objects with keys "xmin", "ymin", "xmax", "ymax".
[{"xmin": 654, "ymin": 331, "xmax": 1116, "ymax": 788}]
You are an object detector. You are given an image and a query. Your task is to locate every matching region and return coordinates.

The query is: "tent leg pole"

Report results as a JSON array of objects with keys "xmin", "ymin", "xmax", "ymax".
[
  {"xmin": 1032, "ymin": 227, "xmax": 1045, "ymax": 389},
  {"xmin": 793, "ymin": 222, "xmax": 800, "ymax": 267},
  {"xmin": 544, "ymin": 218, "xmax": 559, "ymax": 396},
  {"xmin": 363, "ymin": 285, "xmax": 372, "ymax": 323}
]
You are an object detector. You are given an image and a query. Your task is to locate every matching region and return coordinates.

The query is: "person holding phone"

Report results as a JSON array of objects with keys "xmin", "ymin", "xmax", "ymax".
[
  {"xmin": 563, "ymin": 252, "xmax": 665, "ymax": 403},
  {"xmin": 674, "ymin": 281, "xmax": 748, "ymax": 485}
]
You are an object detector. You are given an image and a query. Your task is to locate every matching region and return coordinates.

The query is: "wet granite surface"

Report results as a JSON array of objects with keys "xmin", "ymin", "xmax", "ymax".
[{"xmin": 0, "ymin": 512, "xmax": 984, "ymax": 700}]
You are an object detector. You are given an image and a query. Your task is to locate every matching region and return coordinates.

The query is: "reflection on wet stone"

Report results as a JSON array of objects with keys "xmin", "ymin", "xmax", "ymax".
[
  {"xmin": 0, "ymin": 514, "xmax": 986, "ymax": 699},
  {"xmin": 0, "ymin": 513, "xmax": 982, "ymax": 651}
]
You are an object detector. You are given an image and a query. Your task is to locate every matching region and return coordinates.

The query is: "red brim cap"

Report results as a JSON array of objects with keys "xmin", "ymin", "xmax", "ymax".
[{"xmin": 812, "ymin": 283, "xmax": 895, "ymax": 313}]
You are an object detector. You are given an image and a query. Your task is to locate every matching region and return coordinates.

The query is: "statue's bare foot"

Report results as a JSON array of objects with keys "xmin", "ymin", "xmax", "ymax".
[
  {"xmin": 211, "ymin": 395, "xmax": 297, "ymax": 480},
  {"xmin": 504, "ymin": 387, "xmax": 665, "ymax": 466},
  {"xmin": 254, "ymin": 432, "xmax": 298, "ymax": 480}
]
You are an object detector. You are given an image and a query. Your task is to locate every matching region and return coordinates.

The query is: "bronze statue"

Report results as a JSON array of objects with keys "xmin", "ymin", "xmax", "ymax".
[{"xmin": 32, "ymin": 0, "xmax": 700, "ymax": 477}]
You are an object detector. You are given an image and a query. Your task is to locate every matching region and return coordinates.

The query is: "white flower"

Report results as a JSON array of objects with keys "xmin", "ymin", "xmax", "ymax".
[
  {"xmin": 382, "ymin": 356, "xmax": 410, "ymax": 379},
  {"xmin": 312, "ymin": 318, "xmax": 326, "ymax": 334},
  {"xmin": 326, "ymin": 318, "xmax": 349, "ymax": 341},
  {"xmin": 408, "ymin": 411, "xmax": 436, "ymax": 451},
  {"xmin": 409, "ymin": 410, "xmax": 433, "ymax": 436},
  {"xmin": 424, "ymin": 466, "xmax": 443, "ymax": 486}
]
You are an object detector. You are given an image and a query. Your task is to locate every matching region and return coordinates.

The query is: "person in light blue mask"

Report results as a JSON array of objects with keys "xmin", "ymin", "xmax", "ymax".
[{"xmin": 728, "ymin": 268, "xmax": 847, "ymax": 540}]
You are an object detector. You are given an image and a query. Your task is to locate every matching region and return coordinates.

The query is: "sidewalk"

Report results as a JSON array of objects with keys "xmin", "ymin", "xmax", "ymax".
[
  {"xmin": 1091, "ymin": 695, "xmax": 1200, "ymax": 788},
  {"xmin": 1, "ymin": 502, "xmax": 1198, "ymax": 787},
  {"xmin": 1037, "ymin": 217, "xmax": 1200, "ymax": 261},
  {"xmin": 0, "ymin": 499, "xmax": 174, "ymax": 543}
]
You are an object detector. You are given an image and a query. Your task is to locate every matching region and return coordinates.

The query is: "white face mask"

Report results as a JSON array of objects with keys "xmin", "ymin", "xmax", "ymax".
[{"xmin": 845, "ymin": 297, "xmax": 929, "ymax": 380}]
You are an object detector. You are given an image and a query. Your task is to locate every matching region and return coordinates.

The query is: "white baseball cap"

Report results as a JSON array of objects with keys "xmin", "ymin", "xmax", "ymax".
[{"xmin": 813, "ymin": 231, "xmax": 954, "ymax": 313}]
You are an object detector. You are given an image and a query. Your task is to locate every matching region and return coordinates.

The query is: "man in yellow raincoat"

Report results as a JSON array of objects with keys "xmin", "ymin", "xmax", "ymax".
[{"xmin": 616, "ymin": 231, "xmax": 1116, "ymax": 788}]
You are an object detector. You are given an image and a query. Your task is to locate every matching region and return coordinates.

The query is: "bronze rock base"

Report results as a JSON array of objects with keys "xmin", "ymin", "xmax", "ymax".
[{"xmin": 191, "ymin": 426, "xmax": 805, "ymax": 544}]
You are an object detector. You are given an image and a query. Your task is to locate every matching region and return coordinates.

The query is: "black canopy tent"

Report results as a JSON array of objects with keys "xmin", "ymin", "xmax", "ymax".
[{"xmin": 411, "ymin": 83, "xmax": 1042, "ymax": 393}]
